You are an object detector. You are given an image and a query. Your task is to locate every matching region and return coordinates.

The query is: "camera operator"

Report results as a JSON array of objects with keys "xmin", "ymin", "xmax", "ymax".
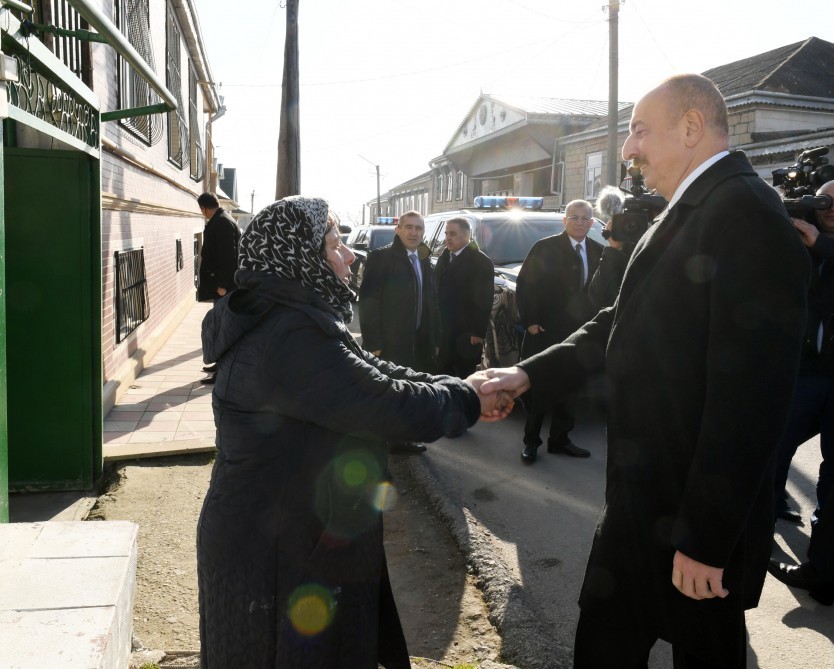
[
  {"xmin": 774, "ymin": 179, "xmax": 834, "ymax": 532},
  {"xmin": 588, "ymin": 186, "xmax": 636, "ymax": 309}
]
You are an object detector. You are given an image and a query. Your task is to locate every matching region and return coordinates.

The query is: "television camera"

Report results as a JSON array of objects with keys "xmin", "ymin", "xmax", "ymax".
[
  {"xmin": 601, "ymin": 165, "xmax": 668, "ymax": 244},
  {"xmin": 772, "ymin": 147, "xmax": 834, "ymax": 222}
]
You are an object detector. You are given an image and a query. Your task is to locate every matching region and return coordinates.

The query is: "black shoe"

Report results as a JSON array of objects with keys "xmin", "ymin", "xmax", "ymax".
[
  {"xmin": 767, "ymin": 559, "xmax": 834, "ymax": 605},
  {"xmin": 521, "ymin": 443, "xmax": 539, "ymax": 463},
  {"xmin": 777, "ymin": 507, "xmax": 804, "ymax": 525},
  {"xmin": 202, "ymin": 364, "xmax": 217, "ymax": 373},
  {"xmin": 200, "ymin": 374, "xmax": 216, "ymax": 385},
  {"xmin": 388, "ymin": 441, "xmax": 427, "ymax": 454},
  {"xmin": 547, "ymin": 440, "xmax": 590, "ymax": 458}
]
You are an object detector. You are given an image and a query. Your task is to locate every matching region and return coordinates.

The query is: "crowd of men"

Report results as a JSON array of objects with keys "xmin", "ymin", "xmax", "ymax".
[{"xmin": 196, "ymin": 72, "xmax": 834, "ymax": 668}]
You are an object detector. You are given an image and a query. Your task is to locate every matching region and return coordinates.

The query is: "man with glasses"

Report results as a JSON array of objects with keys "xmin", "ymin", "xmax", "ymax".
[{"xmin": 515, "ymin": 199, "xmax": 603, "ymax": 463}]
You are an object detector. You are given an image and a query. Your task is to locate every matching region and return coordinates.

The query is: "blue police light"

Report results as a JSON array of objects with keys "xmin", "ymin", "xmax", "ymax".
[
  {"xmin": 473, "ymin": 196, "xmax": 544, "ymax": 210},
  {"xmin": 376, "ymin": 216, "xmax": 399, "ymax": 225}
]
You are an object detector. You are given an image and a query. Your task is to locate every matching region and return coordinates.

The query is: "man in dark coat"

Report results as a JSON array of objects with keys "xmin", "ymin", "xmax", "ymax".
[
  {"xmin": 197, "ymin": 192, "xmax": 241, "ymax": 384},
  {"xmin": 772, "ymin": 179, "xmax": 834, "ymax": 527},
  {"xmin": 475, "ymin": 74, "xmax": 809, "ymax": 668},
  {"xmin": 435, "ymin": 217, "xmax": 495, "ymax": 378},
  {"xmin": 516, "ymin": 199, "xmax": 603, "ymax": 463},
  {"xmin": 359, "ymin": 210, "xmax": 439, "ymax": 453}
]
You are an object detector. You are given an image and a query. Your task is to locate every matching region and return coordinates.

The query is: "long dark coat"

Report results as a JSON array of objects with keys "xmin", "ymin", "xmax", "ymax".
[
  {"xmin": 198, "ymin": 208, "xmax": 241, "ymax": 301},
  {"xmin": 516, "ymin": 231, "xmax": 603, "ymax": 357},
  {"xmin": 434, "ymin": 241, "xmax": 495, "ymax": 373},
  {"xmin": 198, "ymin": 270, "xmax": 480, "ymax": 668},
  {"xmin": 358, "ymin": 235, "xmax": 438, "ymax": 369},
  {"xmin": 519, "ymin": 152, "xmax": 809, "ymax": 663}
]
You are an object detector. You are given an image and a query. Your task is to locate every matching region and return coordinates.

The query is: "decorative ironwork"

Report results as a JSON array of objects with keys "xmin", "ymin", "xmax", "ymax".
[
  {"xmin": 6, "ymin": 47, "xmax": 99, "ymax": 148},
  {"xmin": 175, "ymin": 238, "xmax": 184, "ymax": 271},
  {"xmin": 188, "ymin": 63, "xmax": 203, "ymax": 181},
  {"xmin": 115, "ymin": 248, "xmax": 150, "ymax": 343},
  {"xmin": 165, "ymin": 1, "xmax": 187, "ymax": 167}
]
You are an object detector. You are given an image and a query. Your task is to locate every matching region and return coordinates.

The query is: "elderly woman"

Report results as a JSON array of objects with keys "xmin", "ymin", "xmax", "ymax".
[{"xmin": 197, "ymin": 196, "xmax": 495, "ymax": 668}]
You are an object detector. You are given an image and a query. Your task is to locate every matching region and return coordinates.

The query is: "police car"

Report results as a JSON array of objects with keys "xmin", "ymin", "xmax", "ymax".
[{"xmin": 344, "ymin": 218, "xmax": 399, "ymax": 294}]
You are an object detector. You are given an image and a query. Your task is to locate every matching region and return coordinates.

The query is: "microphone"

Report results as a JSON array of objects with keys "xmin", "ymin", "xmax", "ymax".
[{"xmin": 595, "ymin": 186, "xmax": 626, "ymax": 222}]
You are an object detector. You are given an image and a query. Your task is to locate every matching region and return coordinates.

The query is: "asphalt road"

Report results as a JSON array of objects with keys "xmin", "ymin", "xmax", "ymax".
[{"xmin": 347, "ymin": 309, "xmax": 834, "ymax": 668}]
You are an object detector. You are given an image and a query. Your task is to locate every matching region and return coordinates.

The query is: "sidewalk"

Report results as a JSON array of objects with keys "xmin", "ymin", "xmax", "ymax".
[{"xmin": 103, "ymin": 302, "xmax": 217, "ymax": 461}]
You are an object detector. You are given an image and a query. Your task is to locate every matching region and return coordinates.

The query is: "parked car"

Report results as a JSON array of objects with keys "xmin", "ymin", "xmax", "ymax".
[
  {"xmin": 423, "ymin": 197, "xmax": 606, "ymax": 369},
  {"xmin": 344, "ymin": 223, "xmax": 398, "ymax": 293}
]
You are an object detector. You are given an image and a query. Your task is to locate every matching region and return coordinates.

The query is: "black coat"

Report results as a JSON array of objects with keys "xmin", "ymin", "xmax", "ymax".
[
  {"xmin": 519, "ymin": 152, "xmax": 809, "ymax": 663},
  {"xmin": 588, "ymin": 244, "xmax": 633, "ymax": 310},
  {"xmin": 358, "ymin": 235, "xmax": 438, "ymax": 369},
  {"xmin": 516, "ymin": 231, "xmax": 603, "ymax": 357},
  {"xmin": 799, "ymin": 232, "xmax": 834, "ymax": 372},
  {"xmin": 198, "ymin": 270, "xmax": 480, "ymax": 668},
  {"xmin": 198, "ymin": 208, "xmax": 240, "ymax": 301},
  {"xmin": 434, "ymin": 242, "xmax": 494, "ymax": 370}
]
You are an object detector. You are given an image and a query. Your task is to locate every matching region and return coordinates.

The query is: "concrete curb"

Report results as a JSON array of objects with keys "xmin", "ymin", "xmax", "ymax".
[
  {"xmin": 406, "ymin": 453, "xmax": 571, "ymax": 669},
  {"xmin": 103, "ymin": 438, "xmax": 216, "ymax": 462}
]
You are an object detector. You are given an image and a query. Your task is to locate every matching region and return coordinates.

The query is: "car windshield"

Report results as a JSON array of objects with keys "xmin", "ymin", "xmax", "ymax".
[
  {"xmin": 477, "ymin": 217, "xmax": 565, "ymax": 265},
  {"xmin": 370, "ymin": 228, "xmax": 396, "ymax": 250}
]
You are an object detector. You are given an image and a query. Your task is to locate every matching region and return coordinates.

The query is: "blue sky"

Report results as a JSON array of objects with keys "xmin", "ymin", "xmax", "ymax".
[{"xmin": 196, "ymin": 0, "xmax": 834, "ymax": 223}]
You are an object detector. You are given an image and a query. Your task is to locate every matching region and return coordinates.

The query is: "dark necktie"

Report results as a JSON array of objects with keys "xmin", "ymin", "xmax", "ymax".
[
  {"xmin": 575, "ymin": 243, "xmax": 585, "ymax": 288},
  {"xmin": 409, "ymin": 253, "xmax": 422, "ymax": 328}
]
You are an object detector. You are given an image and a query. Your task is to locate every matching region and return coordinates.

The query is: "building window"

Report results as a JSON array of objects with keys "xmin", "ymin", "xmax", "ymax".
[
  {"xmin": 114, "ymin": 248, "xmax": 150, "ymax": 343},
  {"xmin": 435, "ymin": 173, "xmax": 443, "ymax": 202},
  {"xmin": 446, "ymin": 172, "xmax": 453, "ymax": 201},
  {"xmin": 585, "ymin": 152, "xmax": 603, "ymax": 199},
  {"xmin": 456, "ymin": 171, "xmax": 465, "ymax": 200},
  {"xmin": 117, "ymin": 0, "xmax": 162, "ymax": 145},
  {"xmin": 175, "ymin": 239, "xmax": 184, "ymax": 271},
  {"xmin": 189, "ymin": 62, "xmax": 205, "ymax": 181},
  {"xmin": 30, "ymin": 1, "xmax": 93, "ymax": 86},
  {"xmin": 166, "ymin": 2, "xmax": 187, "ymax": 168}
]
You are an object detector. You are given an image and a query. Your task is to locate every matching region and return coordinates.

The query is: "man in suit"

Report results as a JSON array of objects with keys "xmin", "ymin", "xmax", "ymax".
[
  {"xmin": 435, "ymin": 217, "xmax": 495, "ymax": 378},
  {"xmin": 773, "ymin": 180, "xmax": 834, "ymax": 527},
  {"xmin": 473, "ymin": 74, "xmax": 809, "ymax": 668},
  {"xmin": 197, "ymin": 192, "xmax": 241, "ymax": 384},
  {"xmin": 359, "ymin": 210, "xmax": 439, "ymax": 453},
  {"xmin": 515, "ymin": 199, "xmax": 603, "ymax": 463}
]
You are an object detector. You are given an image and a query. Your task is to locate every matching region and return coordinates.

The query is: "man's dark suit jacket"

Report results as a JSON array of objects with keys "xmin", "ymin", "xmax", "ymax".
[
  {"xmin": 516, "ymin": 231, "xmax": 603, "ymax": 358},
  {"xmin": 358, "ymin": 234, "xmax": 438, "ymax": 370},
  {"xmin": 434, "ymin": 241, "xmax": 495, "ymax": 373},
  {"xmin": 518, "ymin": 151, "xmax": 809, "ymax": 663},
  {"xmin": 198, "ymin": 208, "xmax": 241, "ymax": 302}
]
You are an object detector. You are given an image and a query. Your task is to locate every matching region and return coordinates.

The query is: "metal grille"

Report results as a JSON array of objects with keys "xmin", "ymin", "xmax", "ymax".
[
  {"xmin": 115, "ymin": 248, "xmax": 150, "ymax": 343},
  {"xmin": 193, "ymin": 238, "xmax": 199, "ymax": 287},
  {"xmin": 175, "ymin": 239, "xmax": 184, "ymax": 271},
  {"xmin": 30, "ymin": 0, "xmax": 93, "ymax": 86},
  {"xmin": 166, "ymin": 1, "xmax": 188, "ymax": 167},
  {"xmin": 188, "ymin": 63, "xmax": 204, "ymax": 181},
  {"xmin": 116, "ymin": 0, "xmax": 163, "ymax": 144}
]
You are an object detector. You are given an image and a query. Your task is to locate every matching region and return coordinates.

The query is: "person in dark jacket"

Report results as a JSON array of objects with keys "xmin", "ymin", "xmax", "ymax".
[
  {"xmin": 474, "ymin": 75, "xmax": 809, "ymax": 668},
  {"xmin": 773, "ymin": 180, "xmax": 834, "ymax": 528},
  {"xmin": 434, "ymin": 217, "xmax": 495, "ymax": 378},
  {"xmin": 588, "ymin": 186, "xmax": 637, "ymax": 310},
  {"xmin": 197, "ymin": 192, "xmax": 241, "ymax": 384},
  {"xmin": 197, "ymin": 196, "xmax": 499, "ymax": 669},
  {"xmin": 358, "ymin": 210, "xmax": 440, "ymax": 454},
  {"xmin": 516, "ymin": 199, "xmax": 603, "ymax": 463}
]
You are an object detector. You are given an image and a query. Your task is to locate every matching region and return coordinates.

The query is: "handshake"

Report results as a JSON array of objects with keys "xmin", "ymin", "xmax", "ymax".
[{"xmin": 465, "ymin": 366, "xmax": 532, "ymax": 422}]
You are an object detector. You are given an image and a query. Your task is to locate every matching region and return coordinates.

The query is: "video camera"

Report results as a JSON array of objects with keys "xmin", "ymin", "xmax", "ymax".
[
  {"xmin": 772, "ymin": 147, "xmax": 834, "ymax": 222},
  {"xmin": 602, "ymin": 165, "xmax": 667, "ymax": 244}
]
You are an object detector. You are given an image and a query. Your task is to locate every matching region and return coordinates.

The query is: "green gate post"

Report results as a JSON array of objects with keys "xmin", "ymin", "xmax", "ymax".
[{"xmin": 0, "ymin": 134, "xmax": 7, "ymax": 522}]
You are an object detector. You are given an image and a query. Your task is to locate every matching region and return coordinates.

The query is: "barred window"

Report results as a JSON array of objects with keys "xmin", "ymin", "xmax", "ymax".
[
  {"xmin": 456, "ymin": 171, "xmax": 465, "ymax": 200},
  {"xmin": 29, "ymin": 0, "xmax": 92, "ymax": 86},
  {"xmin": 175, "ymin": 239, "xmax": 184, "ymax": 271},
  {"xmin": 435, "ymin": 173, "xmax": 443, "ymax": 202},
  {"xmin": 115, "ymin": 248, "xmax": 150, "ymax": 343},
  {"xmin": 166, "ymin": 2, "xmax": 187, "ymax": 167},
  {"xmin": 116, "ymin": 0, "xmax": 163, "ymax": 145},
  {"xmin": 189, "ymin": 62, "xmax": 204, "ymax": 181}
]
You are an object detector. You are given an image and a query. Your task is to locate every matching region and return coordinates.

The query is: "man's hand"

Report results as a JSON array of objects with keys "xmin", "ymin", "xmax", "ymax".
[
  {"xmin": 671, "ymin": 550, "xmax": 728, "ymax": 600},
  {"xmin": 527, "ymin": 324, "xmax": 544, "ymax": 335},
  {"xmin": 216, "ymin": 287, "xmax": 227, "ymax": 297},
  {"xmin": 470, "ymin": 367, "xmax": 532, "ymax": 422},
  {"xmin": 466, "ymin": 371, "xmax": 515, "ymax": 421},
  {"xmin": 793, "ymin": 217, "xmax": 819, "ymax": 247},
  {"xmin": 603, "ymin": 220, "xmax": 623, "ymax": 250},
  {"xmin": 470, "ymin": 336, "xmax": 485, "ymax": 345}
]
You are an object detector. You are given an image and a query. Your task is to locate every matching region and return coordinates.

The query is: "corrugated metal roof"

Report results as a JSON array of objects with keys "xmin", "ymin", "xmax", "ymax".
[
  {"xmin": 703, "ymin": 37, "xmax": 834, "ymax": 99},
  {"xmin": 485, "ymin": 94, "xmax": 630, "ymax": 117}
]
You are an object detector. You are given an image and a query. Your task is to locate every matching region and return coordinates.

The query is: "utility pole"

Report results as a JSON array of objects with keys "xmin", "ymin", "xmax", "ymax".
[
  {"xmin": 359, "ymin": 155, "xmax": 381, "ymax": 223},
  {"xmin": 250, "ymin": 189, "xmax": 255, "ymax": 214},
  {"xmin": 275, "ymin": 0, "xmax": 300, "ymax": 199},
  {"xmin": 606, "ymin": 1, "xmax": 621, "ymax": 188}
]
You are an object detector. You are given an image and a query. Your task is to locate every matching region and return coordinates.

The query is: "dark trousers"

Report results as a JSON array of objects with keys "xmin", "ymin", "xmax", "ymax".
[
  {"xmin": 523, "ymin": 396, "xmax": 575, "ymax": 447},
  {"xmin": 773, "ymin": 370, "xmax": 834, "ymax": 527},
  {"xmin": 574, "ymin": 610, "xmax": 747, "ymax": 669},
  {"xmin": 809, "ymin": 485, "xmax": 834, "ymax": 586}
]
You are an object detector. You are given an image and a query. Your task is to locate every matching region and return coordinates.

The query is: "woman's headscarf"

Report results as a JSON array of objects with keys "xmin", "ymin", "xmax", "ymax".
[{"xmin": 238, "ymin": 196, "xmax": 354, "ymax": 322}]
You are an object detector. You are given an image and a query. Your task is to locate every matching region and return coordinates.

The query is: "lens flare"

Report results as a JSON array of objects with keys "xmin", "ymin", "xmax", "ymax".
[
  {"xmin": 373, "ymin": 481, "xmax": 397, "ymax": 512},
  {"xmin": 288, "ymin": 584, "xmax": 335, "ymax": 637},
  {"xmin": 341, "ymin": 458, "xmax": 368, "ymax": 488}
]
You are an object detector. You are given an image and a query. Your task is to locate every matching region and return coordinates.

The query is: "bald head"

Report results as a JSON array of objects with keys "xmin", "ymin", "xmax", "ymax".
[{"xmin": 659, "ymin": 74, "xmax": 729, "ymax": 139}]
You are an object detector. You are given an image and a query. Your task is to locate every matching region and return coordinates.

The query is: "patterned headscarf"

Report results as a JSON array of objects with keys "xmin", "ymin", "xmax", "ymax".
[{"xmin": 238, "ymin": 196, "xmax": 354, "ymax": 322}]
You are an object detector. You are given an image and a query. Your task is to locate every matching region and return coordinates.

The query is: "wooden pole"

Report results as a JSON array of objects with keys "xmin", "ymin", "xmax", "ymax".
[{"xmin": 275, "ymin": 0, "xmax": 300, "ymax": 199}]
